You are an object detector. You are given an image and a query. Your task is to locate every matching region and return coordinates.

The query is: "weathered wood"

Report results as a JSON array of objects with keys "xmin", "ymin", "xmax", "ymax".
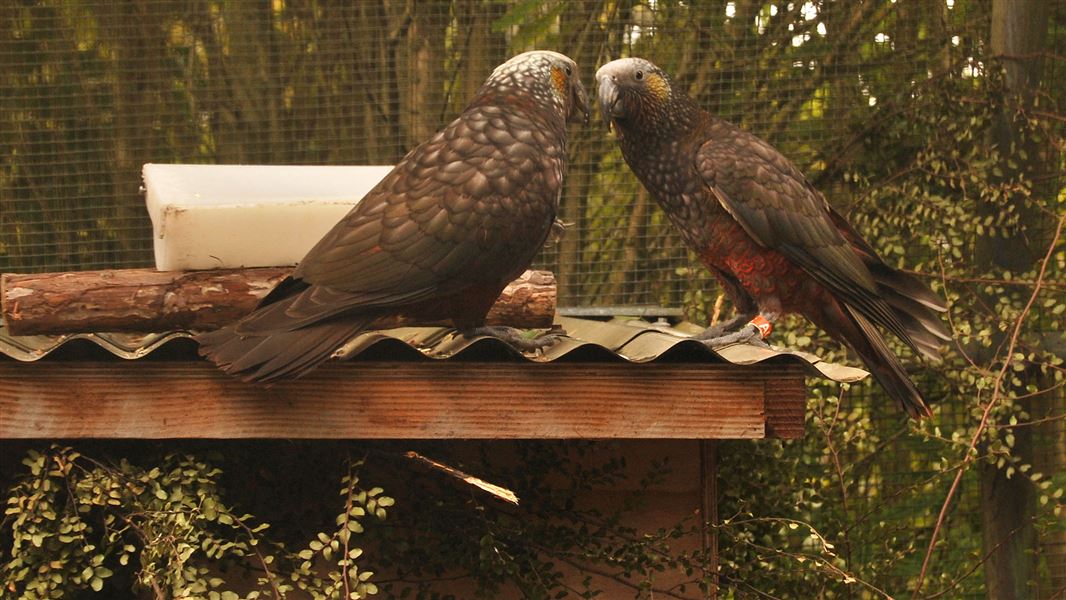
[
  {"xmin": 1, "ymin": 268, "xmax": 556, "ymax": 335},
  {"xmin": 482, "ymin": 269, "xmax": 556, "ymax": 328},
  {"xmin": 763, "ymin": 373, "xmax": 806, "ymax": 440},
  {"xmin": 699, "ymin": 440, "xmax": 719, "ymax": 599},
  {"xmin": 0, "ymin": 361, "xmax": 807, "ymax": 440},
  {"xmin": 2, "ymin": 268, "xmax": 288, "ymax": 335}
]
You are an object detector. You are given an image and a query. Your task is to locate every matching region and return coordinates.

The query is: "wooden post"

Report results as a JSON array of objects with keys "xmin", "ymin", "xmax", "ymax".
[{"xmin": 700, "ymin": 440, "xmax": 719, "ymax": 599}]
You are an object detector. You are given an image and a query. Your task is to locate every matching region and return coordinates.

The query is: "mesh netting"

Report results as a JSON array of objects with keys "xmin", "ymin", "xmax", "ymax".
[
  {"xmin": 2, "ymin": 1, "xmax": 1064, "ymax": 597},
  {"xmin": 0, "ymin": 0, "xmax": 985, "ymax": 301}
]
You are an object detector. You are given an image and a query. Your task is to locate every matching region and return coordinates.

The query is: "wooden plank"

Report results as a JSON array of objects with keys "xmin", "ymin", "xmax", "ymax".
[
  {"xmin": 0, "ymin": 361, "xmax": 802, "ymax": 440},
  {"xmin": 764, "ymin": 367, "xmax": 807, "ymax": 439}
]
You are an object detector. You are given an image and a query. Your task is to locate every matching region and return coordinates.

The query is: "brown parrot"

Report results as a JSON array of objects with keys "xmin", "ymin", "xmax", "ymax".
[
  {"xmin": 197, "ymin": 51, "xmax": 589, "ymax": 382},
  {"xmin": 596, "ymin": 57, "xmax": 949, "ymax": 418}
]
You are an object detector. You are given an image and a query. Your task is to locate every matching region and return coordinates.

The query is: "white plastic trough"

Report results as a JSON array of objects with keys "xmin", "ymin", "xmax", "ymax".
[{"xmin": 143, "ymin": 164, "xmax": 394, "ymax": 271}]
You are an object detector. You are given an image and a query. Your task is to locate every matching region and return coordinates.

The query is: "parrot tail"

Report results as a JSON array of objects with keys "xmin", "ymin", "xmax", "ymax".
[
  {"xmin": 196, "ymin": 310, "xmax": 372, "ymax": 384},
  {"xmin": 867, "ymin": 262, "xmax": 951, "ymax": 362},
  {"xmin": 813, "ymin": 301, "xmax": 934, "ymax": 419},
  {"xmin": 197, "ymin": 318, "xmax": 370, "ymax": 383}
]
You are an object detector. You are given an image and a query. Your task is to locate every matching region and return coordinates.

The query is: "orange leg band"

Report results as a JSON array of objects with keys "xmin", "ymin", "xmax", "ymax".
[{"xmin": 747, "ymin": 315, "xmax": 773, "ymax": 339}]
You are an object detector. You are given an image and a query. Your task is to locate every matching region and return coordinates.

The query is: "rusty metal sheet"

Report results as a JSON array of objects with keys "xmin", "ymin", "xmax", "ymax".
[{"xmin": 0, "ymin": 316, "xmax": 869, "ymax": 384}]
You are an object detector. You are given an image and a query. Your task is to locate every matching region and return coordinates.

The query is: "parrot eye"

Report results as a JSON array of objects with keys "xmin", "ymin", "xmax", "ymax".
[{"xmin": 635, "ymin": 70, "xmax": 644, "ymax": 81}]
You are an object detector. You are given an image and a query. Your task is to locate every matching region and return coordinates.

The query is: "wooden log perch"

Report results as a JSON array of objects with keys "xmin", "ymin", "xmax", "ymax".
[{"xmin": 1, "ymin": 268, "xmax": 556, "ymax": 335}]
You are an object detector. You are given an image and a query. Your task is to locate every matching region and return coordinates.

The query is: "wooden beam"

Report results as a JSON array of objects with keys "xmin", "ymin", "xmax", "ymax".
[{"xmin": 0, "ymin": 361, "xmax": 806, "ymax": 440}]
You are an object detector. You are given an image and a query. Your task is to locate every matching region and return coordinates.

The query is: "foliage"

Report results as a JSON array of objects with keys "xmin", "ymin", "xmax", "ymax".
[
  {"xmin": 1, "ymin": 442, "xmax": 728, "ymax": 599},
  {"xmin": 1, "ymin": 446, "xmax": 390, "ymax": 599},
  {"xmin": 709, "ymin": 43, "xmax": 1066, "ymax": 600}
]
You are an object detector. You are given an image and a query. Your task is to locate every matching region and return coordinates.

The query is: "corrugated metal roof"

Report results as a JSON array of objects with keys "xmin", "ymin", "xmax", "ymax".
[{"xmin": 0, "ymin": 315, "xmax": 868, "ymax": 384}]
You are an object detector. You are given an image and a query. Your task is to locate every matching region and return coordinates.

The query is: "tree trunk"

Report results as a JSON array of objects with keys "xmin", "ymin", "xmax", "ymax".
[
  {"xmin": 978, "ymin": 3, "xmax": 1050, "ymax": 599},
  {"xmin": 978, "ymin": 0, "xmax": 1051, "ymax": 270},
  {"xmin": 99, "ymin": 0, "xmax": 169, "ymax": 267},
  {"xmin": 457, "ymin": 0, "xmax": 507, "ymax": 110},
  {"xmin": 405, "ymin": 0, "xmax": 450, "ymax": 144}
]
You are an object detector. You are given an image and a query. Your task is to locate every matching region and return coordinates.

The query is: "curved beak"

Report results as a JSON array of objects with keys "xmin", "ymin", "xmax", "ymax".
[
  {"xmin": 570, "ymin": 78, "xmax": 590, "ymax": 125},
  {"xmin": 595, "ymin": 71, "xmax": 622, "ymax": 132}
]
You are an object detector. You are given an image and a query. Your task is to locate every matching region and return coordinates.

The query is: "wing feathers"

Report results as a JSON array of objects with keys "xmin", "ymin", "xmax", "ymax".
[{"xmin": 695, "ymin": 127, "xmax": 946, "ymax": 356}]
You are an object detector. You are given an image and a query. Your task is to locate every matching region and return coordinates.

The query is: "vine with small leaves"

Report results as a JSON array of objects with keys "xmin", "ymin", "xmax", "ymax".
[{"xmin": 1, "ymin": 446, "xmax": 390, "ymax": 600}]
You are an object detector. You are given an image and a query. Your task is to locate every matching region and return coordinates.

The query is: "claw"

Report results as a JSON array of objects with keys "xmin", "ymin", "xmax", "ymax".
[
  {"xmin": 697, "ymin": 324, "xmax": 771, "ymax": 350},
  {"xmin": 462, "ymin": 325, "xmax": 566, "ymax": 353},
  {"xmin": 692, "ymin": 312, "xmax": 758, "ymax": 341}
]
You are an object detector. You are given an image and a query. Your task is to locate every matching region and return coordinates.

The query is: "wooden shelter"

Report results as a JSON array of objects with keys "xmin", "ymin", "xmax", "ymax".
[
  {"xmin": 0, "ymin": 265, "xmax": 866, "ymax": 598},
  {"xmin": 1, "ymin": 266, "xmax": 867, "ymax": 440}
]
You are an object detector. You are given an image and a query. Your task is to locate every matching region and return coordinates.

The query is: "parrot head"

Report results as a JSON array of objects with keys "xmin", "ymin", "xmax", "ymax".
[
  {"xmin": 595, "ymin": 57, "xmax": 674, "ymax": 137},
  {"xmin": 483, "ymin": 50, "xmax": 590, "ymax": 126}
]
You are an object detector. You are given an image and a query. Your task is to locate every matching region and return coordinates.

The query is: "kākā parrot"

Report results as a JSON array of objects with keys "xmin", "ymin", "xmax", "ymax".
[
  {"xmin": 197, "ymin": 51, "xmax": 589, "ymax": 382},
  {"xmin": 596, "ymin": 57, "xmax": 949, "ymax": 418}
]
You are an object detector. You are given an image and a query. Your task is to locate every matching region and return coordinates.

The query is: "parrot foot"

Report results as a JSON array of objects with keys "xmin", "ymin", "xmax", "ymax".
[
  {"xmin": 698, "ymin": 325, "xmax": 771, "ymax": 349},
  {"xmin": 692, "ymin": 312, "xmax": 758, "ymax": 340},
  {"xmin": 463, "ymin": 325, "xmax": 566, "ymax": 354},
  {"xmin": 697, "ymin": 314, "xmax": 775, "ymax": 350}
]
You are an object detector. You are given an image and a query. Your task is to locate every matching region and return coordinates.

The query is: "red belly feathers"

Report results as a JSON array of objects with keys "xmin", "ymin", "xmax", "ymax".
[{"xmin": 699, "ymin": 216, "xmax": 829, "ymax": 313}]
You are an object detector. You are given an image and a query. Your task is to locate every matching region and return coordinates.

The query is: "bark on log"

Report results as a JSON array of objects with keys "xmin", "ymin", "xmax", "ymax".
[{"xmin": 1, "ymin": 268, "xmax": 556, "ymax": 335}]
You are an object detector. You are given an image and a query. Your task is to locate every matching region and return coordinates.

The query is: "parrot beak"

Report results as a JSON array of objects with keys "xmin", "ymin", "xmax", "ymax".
[
  {"xmin": 570, "ymin": 79, "xmax": 590, "ymax": 125},
  {"xmin": 595, "ymin": 70, "xmax": 622, "ymax": 134}
]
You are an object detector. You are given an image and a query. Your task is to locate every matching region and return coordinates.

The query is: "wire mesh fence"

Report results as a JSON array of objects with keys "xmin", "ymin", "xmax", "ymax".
[
  {"xmin": 2, "ymin": 0, "xmax": 1064, "ymax": 597},
  {"xmin": 0, "ymin": 0, "xmax": 984, "ymax": 303}
]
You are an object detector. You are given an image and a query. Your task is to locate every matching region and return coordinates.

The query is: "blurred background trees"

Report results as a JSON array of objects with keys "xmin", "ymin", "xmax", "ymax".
[{"xmin": 1, "ymin": 0, "xmax": 1064, "ymax": 597}]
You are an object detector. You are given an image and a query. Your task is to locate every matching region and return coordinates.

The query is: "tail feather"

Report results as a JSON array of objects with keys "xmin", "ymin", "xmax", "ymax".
[
  {"xmin": 828, "ymin": 207, "xmax": 949, "ymax": 361},
  {"xmin": 197, "ymin": 275, "xmax": 379, "ymax": 382},
  {"xmin": 842, "ymin": 305, "xmax": 933, "ymax": 418},
  {"xmin": 881, "ymin": 289, "xmax": 951, "ymax": 339},
  {"xmin": 867, "ymin": 263, "xmax": 950, "ymax": 361},
  {"xmin": 197, "ymin": 318, "xmax": 371, "ymax": 383},
  {"xmin": 258, "ymin": 318, "xmax": 373, "ymax": 380},
  {"xmin": 883, "ymin": 307, "xmax": 948, "ymax": 362},
  {"xmin": 870, "ymin": 263, "xmax": 946, "ymax": 312},
  {"xmin": 197, "ymin": 283, "xmax": 373, "ymax": 383},
  {"xmin": 819, "ymin": 208, "xmax": 946, "ymax": 417}
]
